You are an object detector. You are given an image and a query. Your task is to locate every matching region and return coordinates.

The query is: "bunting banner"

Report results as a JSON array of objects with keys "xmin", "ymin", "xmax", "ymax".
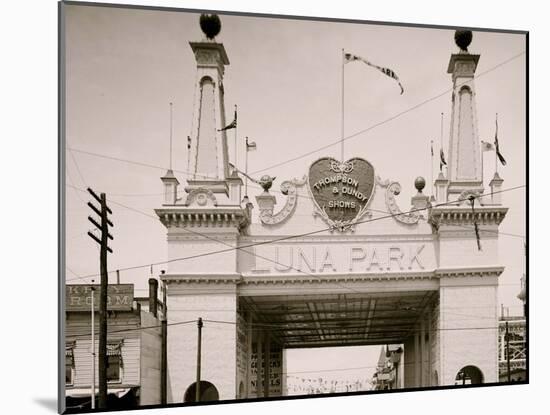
[{"xmin": 344, "ymin": 52, "xmax": 404, "ymax": 94}]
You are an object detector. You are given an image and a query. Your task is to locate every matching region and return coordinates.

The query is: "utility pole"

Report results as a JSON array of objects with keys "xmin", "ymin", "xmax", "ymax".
[
  {"xmin": 161, "ymin": 279, "xmax": 167, "ymax": 405},
  {"xmin": 87, "ymin": 188, "xmax": 113, "ymax": 409},
  {"xmin": 161, "ymin": 318, "xmax": 167, "ymax": 405},
  {"xmin": 90, "ymin": 281, "xmax": 95, "ymax": 409},
  {"xmin": 505, "ymin": 321, "xmax": 511, "ymax": 382},
  {"xmin": 196, "ymin": 317, "xmax": 203, "ymax": 402}
]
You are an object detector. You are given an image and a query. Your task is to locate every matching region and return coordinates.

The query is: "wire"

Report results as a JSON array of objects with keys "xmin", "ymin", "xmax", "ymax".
[
  {"xmin": 67, "ymin": 314, "xmax": 511, "ymax": 339},
  {"xmin": 68, "ymin": 319, "xmax": 196, "ymax": 338},
  {"xmin": 66, "ymin": 183, "xmax": 524, "ymax": 281},
  {"xmin": 250, "ymin": 50, "xmax": 526, "ymax": 175},
  {"xmin": 68, "ymin": 147, "xmax": 88, "ymax": 188},
  {"xmin": 65, "ymin": 266, "xmax": 93, "ymax": 284},
  {"xmin": 64, "ymin": 151, "xmax": 525, "ymax": 318},
  {"xmin": 66, "ymin": 49, "xmax": 524, "ymax": 194}
]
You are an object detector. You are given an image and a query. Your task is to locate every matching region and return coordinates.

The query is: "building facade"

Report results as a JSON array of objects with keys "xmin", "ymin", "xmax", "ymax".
[
  {"xmin": 372, "ymin": 345, "xmax": 404, "ymax": 390},
  {"xmin": 155, "ymin": 16, "xmax": 508, "ymax": 402},
  {"xmin": 65, "ymin": 280, "xmax": 165, "ymax": 410},
  {"xmin": 498, "ymin": 316, "xmax": 526, "ymax": 382}
]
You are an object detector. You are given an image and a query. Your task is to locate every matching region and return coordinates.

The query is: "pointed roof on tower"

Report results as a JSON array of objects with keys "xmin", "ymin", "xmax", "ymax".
[
  {"xmin": 185, "ymin": 14, "xmax": 232, "ymax": 195},
  {"xmin": 446, "ymin": 30, "xmax": 484, "ymax": 198}
]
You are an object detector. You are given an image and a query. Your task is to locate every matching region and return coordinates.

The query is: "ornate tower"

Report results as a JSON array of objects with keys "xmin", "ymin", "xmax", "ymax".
[
  {"xmin": 187, "ymin": 15, "xmax": 231, "ymax": 194},
  {"xmin": 155, "ymin": 14, "xmax": 248, "ymax": 403},
  {"xmin": 429, "ymin": 30, "xmax": 508, "ymax": 386},
  {"xmin": 446, "ymin": 30, "xmax": 484, "ymax": 198}
]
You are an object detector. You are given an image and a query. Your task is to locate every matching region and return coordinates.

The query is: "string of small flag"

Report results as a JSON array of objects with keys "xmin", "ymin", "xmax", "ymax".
[{"xmin": 286, "ymin": 375, "xmax": 372, "ymax": 394}]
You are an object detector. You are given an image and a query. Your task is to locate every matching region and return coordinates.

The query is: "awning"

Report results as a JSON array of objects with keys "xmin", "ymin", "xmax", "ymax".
[
  {"xmin": 107, "ymin": 341, "xmax": 122, "ymax": 356},
  {"xmin": 66, "ymin": 387, "xmax": 133, "ymax": 398}
]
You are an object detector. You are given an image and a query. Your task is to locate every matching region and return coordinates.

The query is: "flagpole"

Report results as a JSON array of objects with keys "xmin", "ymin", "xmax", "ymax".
[
  {"xmin": 245, "ymin": 136, "xmax": 249, "ymax": 197},
  {"xmin": 187, "ymin": 136, "xmax": 191, "ymax": 174},
  {"xmin": 495, "ymin": 113, "xmax": 499, "ymax": 175},
  {"xmin": 430, "ymin": 140, "xmax": 434, "ymax": 196},
  {"xmin": 440, "ymin": 112, "xmax": 445, "ymax": 176},
  {"xmin": 234, "ymin": 105, "xmax": 238, "ymax": 171},
  {"xmin": 479, "ymin": 138, "xmax": 485, "ymax": 185},
  {"xmin": 341, "ymin": 48, "xmax": 345, "ymax": 162},
  {"xmin": 169, "ymin": 102, "xmax": 173, "ymax": 171}
]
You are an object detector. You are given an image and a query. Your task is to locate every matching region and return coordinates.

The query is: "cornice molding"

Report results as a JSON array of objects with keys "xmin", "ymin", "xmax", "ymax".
[
  {"xmin": 241, "ymin": 270, "xmax": 437, "ymax": 285},
  {"xmin": 238, "ymin": 234, "xmax": 435, "ymax": 244},
  {"xmin": 161, "ymin": 273, "xmax": 242, "ymax": 285},
  {"xmin": 155, "ymin": 207, "xmax": 250, "ymax": 230},
  {"xmin": 436, "ymin": 265, "xmax": 504, "ymax": 278},
  {"xmin": 430, "ymin": 206, "xmax": 508, "ymax": 227}
]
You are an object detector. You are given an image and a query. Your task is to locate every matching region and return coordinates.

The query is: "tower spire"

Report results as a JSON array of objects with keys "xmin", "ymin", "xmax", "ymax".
[
  {"xmin": 186, "ymin": 14, "xmax": 232, "ymax": 195},
  {"xmin": 446, "ymin": 30, "xmax": 483, "ymax": 198}
]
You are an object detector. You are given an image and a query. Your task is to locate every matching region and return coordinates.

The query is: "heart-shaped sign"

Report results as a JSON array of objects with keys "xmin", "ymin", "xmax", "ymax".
[{"xmin": 308, "ymin": 157, "xmax": 375, "ymax": 231}]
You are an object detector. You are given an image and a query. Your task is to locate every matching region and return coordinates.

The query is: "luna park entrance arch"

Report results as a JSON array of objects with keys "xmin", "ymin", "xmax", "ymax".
[{"xmin": 157, "ymin": 24, "xmax": 505, "ymax": 402}]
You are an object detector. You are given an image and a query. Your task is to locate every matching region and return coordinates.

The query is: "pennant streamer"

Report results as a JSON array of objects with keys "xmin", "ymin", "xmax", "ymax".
[
  {"xmin": 344, "ymin": 53, "xmax": 404, "ymax": 94},
  {"xmin": 219, "ymin": 108, "xmax": 237, "ymax": 131}
]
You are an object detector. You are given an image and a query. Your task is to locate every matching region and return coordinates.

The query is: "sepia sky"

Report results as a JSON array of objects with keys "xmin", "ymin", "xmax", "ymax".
[{"xmin": 64, "ymin": 4, "xmax": 527, "ymax": 378}]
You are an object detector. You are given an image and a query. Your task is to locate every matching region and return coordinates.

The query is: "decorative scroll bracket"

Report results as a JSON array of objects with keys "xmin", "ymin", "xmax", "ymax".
[
  {"xmin": 258, "ymin": 176, "xmax": 307, "ymax": 226},
  {"xmin": 376, "ymin": 175, "xmax": 423, "ymax": 225}
]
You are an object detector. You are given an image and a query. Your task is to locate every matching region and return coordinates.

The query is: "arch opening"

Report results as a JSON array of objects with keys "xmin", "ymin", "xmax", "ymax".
[
  {"xmin": 184, "ymin": 380, "xmax": 220, "ymax": 402},
  {"xmin": 455, "ymin": 365, "xmax": 484, "ymax": 385}
]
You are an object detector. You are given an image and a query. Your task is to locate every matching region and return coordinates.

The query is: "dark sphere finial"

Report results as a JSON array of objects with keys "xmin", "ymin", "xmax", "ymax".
[
  {"xmin": 454, "ymin": 30, "xmax": 473, "ymax": 52},
  {"xmin": 200, "ymin": 14, "xmax": 221, "ymax": 39},
  {"xmin": 415, "ymin": 176, "xmax": 426, "ymax": 193}
]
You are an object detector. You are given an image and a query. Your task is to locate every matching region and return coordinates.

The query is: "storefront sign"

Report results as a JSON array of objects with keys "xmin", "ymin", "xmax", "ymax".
[
  {"xmin": 66, "ymin": 284, "xmax": 134, "ymax": 311},
  {"xmin": 308, "ymin": 157, "xmax": 375, "ymax": 231},
  {"xmin": 249, "ymin": 344, "xmax": 282, "ymax": 396}
]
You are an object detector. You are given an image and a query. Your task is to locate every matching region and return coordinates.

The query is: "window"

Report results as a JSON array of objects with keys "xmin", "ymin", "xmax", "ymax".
[
  {"xmin": 106, "ymin": 341, "xmax": 123, "ymax": 383},
  {"xmin": 65, "ymin": 342, "xmax": 75, "ymax": 385},
  {"xmin": 107, "ymin": 355, "xmax": 122, "ymax": 383}
]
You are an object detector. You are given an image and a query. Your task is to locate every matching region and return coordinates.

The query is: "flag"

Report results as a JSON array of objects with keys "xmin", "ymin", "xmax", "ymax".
[
  {"xmin": 246, "ymin": 137, "xmax": 257, "ymax": 151},
  {"xmin": 439, "ymin": 148, "xmax": 447, "ymax": 171},
  {"xmin": 219, "ymin": 108, "xmax": 237, "ymax": 131},
  {"xmin": 187, "ymin": 135, "xmax": 191, "ymax": 150},
  {"xmin": 481, "ymin": 140, "xmax": 494, "ymax": 152},
  {"xmin": 344, "ymin": 52, "xmax": 404, "ymax": 94},
  {"xmin": 494, "ymin": 117, "xmax": 507, "ymax": 166}
]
